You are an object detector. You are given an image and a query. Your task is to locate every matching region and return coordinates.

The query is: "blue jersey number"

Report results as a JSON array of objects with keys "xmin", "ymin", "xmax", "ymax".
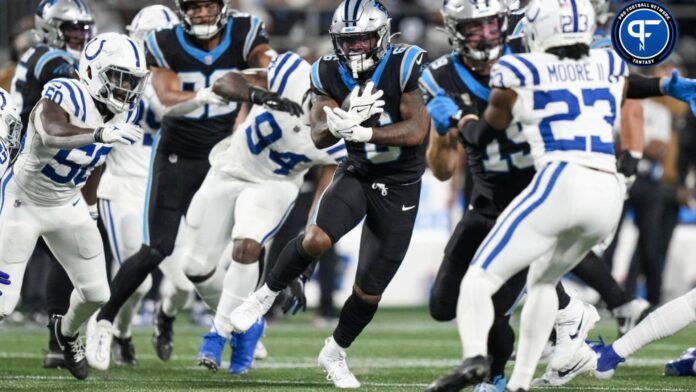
[
  {"xmin": 534, "ymin": 88, "xmax": 616, "ymax": 154},
  {"xmin": 41, "ymin": 144, "xmax": 112, "ymax": 185},
  {"xmin": 245, "ymin": 112, "xmax": 309, "ymax": 175}
]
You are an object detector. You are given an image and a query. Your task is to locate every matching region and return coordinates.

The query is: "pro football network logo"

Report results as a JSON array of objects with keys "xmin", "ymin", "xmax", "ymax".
[{"xmin": 611, "ymin": 1, "xmax": 678, "ymax": 66}]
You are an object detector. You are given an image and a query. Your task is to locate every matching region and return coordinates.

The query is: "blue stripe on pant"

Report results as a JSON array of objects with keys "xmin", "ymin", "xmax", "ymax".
[{"xmin": 480, "ymin": 162, "xmax": 568, "ymax": 269}]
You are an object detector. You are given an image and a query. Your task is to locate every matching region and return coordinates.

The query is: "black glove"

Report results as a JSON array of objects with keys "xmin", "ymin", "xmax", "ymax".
[
  {"xmin": 280, "ymin": 275, "xmax": 307, "ymax": 315},
  {"xmin": 249, "ymin": 86, "xmax": 304, "ymax": 117},
  {"xmin": 617, "ymin": 150, "xmax": 640, "ymax": 177}
]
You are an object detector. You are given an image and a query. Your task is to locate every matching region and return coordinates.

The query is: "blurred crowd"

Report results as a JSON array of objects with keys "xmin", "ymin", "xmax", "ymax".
[{"xmin": 1, "ymin": 0, "xmax": 696, "ymax": 328}]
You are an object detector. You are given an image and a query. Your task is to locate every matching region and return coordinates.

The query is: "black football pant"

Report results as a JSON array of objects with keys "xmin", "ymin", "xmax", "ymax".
[{"xmin": 97, "ymin": 151, "xmax": 209, "ymax": 322}]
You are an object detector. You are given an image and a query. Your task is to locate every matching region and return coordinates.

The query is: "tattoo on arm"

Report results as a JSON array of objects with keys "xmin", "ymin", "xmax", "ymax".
[{"xmin": 368, "ymin": 90, "xmax": 429, "ymax": 147}]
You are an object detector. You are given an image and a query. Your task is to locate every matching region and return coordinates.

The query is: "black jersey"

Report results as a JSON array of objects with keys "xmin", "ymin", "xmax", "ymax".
[
  {"xmin": 145, "ymin": 13, "xmax": 268, "ymax": 159},
  {"xmin": 12, "ymin": 44, "xmax": 77, "ymax": 130},
  {"xmin": 310, "ymin": 44, "xmax": 429, "ymax": 184},
  {"xmin": 419, "ymin": 52, "xmax": 535, "ymax": 209}
]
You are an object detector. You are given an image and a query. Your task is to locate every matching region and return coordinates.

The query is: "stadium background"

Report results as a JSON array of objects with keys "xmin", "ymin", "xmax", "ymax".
[{"xmin": 0, "ymin": 0, "xmax": 695, "ymax": 313}]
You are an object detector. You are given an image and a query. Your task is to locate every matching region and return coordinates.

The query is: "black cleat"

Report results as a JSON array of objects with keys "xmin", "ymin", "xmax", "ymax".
[
  {"xmin": 44, "ymin": 316, "xmax": 67, "ymax": 369},
  {"xmin": 52, "ymin": 315, "xmax": 88, "ymax": 380},
  {"xmin": 424, "ymin": 355, "xmax": 491, "ymax": 392},
  {"xmin": 112, "ymin": 336, "xmax": 137, "ymax": 366},
  {"xmin": 152, "ymin": 305, "xmax": 175, "ymax": 361}
]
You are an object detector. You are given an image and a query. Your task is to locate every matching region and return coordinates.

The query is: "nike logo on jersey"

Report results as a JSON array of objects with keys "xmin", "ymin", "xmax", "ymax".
[{"xmin": 402, "ymin": 205, "xmax": 415, "ymax": 211}]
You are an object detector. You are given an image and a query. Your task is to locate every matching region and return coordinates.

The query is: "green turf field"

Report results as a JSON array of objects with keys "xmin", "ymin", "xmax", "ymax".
[{"xmin": 1, "ymin": 308, "xmax": 694, "ymax": 391}]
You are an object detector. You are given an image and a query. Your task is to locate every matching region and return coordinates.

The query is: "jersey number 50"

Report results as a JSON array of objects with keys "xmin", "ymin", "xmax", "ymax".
[{"xmin": 41, "ymin": 144, "xmax": 112, "ymax": 186}]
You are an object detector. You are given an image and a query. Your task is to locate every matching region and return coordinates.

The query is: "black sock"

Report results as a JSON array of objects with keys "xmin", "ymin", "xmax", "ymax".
[
  {"xmin": 266, "ymin": 235, "xmax": 315, "ymax": 292},
  {"xmin": 45, "ymin": 259, "xmax": 73, "ymax": 316},
  {"xmin": 571, "ymin": 252, "xmax": 631, "ymax": 310},
  {"xmin": 488, "ymin": 315, "xmax": 515, "ymax": 379},
  {"xmin": 333, "ymin": 292, "xmax": 379, "ymax": 348},
  {"xmin": 97, "ymin": 245, "xmax": 163, "ymax": 322},
  {"xmin": 556, "ymin": 283, "xmax": 571, "ymax": 309}
]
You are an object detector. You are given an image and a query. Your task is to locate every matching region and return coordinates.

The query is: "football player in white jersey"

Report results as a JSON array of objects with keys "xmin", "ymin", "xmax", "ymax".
[
  {"xmin": 183, "ymin": 52, "xmax": 344, "ymax": 375},
  {"xmin": 88, "ymin": 5, "xmax": 182, "ymax": 368},
  {"xmin": 426, "ymin": 0, "xmax": 628, "ymax": 390},
  {"xmin": 0, "ymin": 32, "xmax": 147, "ymax": 380}
]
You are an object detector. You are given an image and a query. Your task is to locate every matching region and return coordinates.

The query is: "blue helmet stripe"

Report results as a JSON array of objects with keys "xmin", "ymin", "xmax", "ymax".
[
  {"xmin": 269, "ymin": 52, "xmax": 293, "ymax": 91},
  {"xmin": 353, "ymin": 0, "xmax": 364, "ymax": 21},
  {"xmin": 569, "ymin": 0, "xmax": 579, "ymax": 32},
  {"xmin": 0, "ymin": 92, "xmax": 6, "ymax": 110},
  {"xmin": 162, "ymin": 9, "xmax": 171, "ymax": 22},
  {"xmin": 277, "ymin": 57, "xmax": 304, "ymax": 96},
  {"xmin": 344, "ymin": 0, "xmax": 352, "ymax": 23},
  {"xmin": 127, "ymin": 38, "xmax": 141, "ymax": 68}
]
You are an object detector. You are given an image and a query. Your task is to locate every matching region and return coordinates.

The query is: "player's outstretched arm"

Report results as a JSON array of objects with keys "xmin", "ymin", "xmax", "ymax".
[
  {"xmin": 311, "ymin": 94, "xmax": 340, "ymax": 149},
  {"xmin": 457, "ymin": 88, "xmax": 516, "ymax": 145},
  {"xmin": 426, "ymin": 123, "xmax": 459, "ymax": 181},
  {"xmin": 369, "ymin": 90, "xmax": 429, "ymax": 147},
  {"xmin": 32, "ymin": 99, "xmax": 101, "ymax": 149},
  {"xmin": 212, "ymin": 70, "xmax": 303, "ymax": 117},
  {"xmin": 151, "ymin": 66, "xmax": 197, "ymax": 107}
]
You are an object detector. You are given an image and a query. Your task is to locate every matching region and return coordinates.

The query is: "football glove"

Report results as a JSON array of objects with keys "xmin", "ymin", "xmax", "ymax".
[
  {"xmin": 249, "ymin": 86, "xmax": 304, "ymax": 117},
  {"xmin": 661, "ymin": 69, "xmax": 696, "ymax": 116},
  {"xmin": 427, "ymin": 90, "xmax": 463, "ymax": 135},
  {"xmin": 195, "ymin": 86, "xmax": 228, "ymax": 106},
  {"xmin": 346, "ymin": 81, "xmax": 385, "ymax": 123},
  {"xmin": 94, "ymin": 123, "xmax": 143, "ymax": 145},
  {"xmin": 324, "ymin": 107, "xmax": 362, "ymax": 138},
  {"xmin": 280, "ymin": 275, "xmax": 307, "ymax": 315}
]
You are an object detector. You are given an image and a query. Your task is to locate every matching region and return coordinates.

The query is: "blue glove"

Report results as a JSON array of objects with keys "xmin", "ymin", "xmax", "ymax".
[
  {"xmin": 427, "ymin": 90, "xmax": 461, "ymax": 135},
  {"xmin": 0, "ymin": 271, "xmax": 9, "ymax": 296},
  {"xmin": 661, "ymin": 69, "xmax": 696, "ymax": 116}
]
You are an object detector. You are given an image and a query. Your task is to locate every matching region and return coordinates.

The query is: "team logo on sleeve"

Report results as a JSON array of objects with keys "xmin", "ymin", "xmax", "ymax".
[{"xmin": 611, "ymin": 1, "xmax": 677, "ymax": 66}]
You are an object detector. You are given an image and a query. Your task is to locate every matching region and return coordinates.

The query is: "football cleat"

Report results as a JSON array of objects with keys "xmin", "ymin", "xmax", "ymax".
[
  {"xmin": 44, "ymin": 316, "xmax": 66, "ymax": 369},
  {"xmin": 532, "ymin": 343, "xmax": 596, "ymax": 387},
  {"xmin": 473, "ymin": 375, "xmax": 507, "ymax": 392},
  {"xmin": 425, "ymin": 355, "xmax": 491, "ymax": 392},
  {"xmin": 592, "ymin": 337, "xmax": 625, "ymax": 379},
  {"xmin": 152, "ymin": 305, "xmax": 175, "ymax": 361},
  {"xmin": 112, "ymin": 336, "xmax": 137, "ymax": 366},
  {"xmin": 52, "ymin": 315, "xmax": 89, "ymax": 380},
  {"xmin": 197, "ymin": 332, "xmax": 227, "ymax": 372},
  {"xmin": 550, "ymin": 299, "xmax": 599, "ymax": 370},
  {"xmin": 612, "ymin": 298, "xmax": 650, "ymax": 337},
  {"xmin": 229, "ymin": 291, "xmax": 275, "ymax": 333},
  {"xmin": 318, "ymin": 337, "xmax": 360, "ymax": 389},
  {"xmin": 254, "ymin": 340, "xmax": 268, "ymax": 360},
  {"xmin": 85, "ymin": 314, "xmax": 113, "ymax": 370},
  {"xmin": 664, "ymin": 347, "xmax": 696, "ymax": 376},
  {"xmin": 229, "ymin": 317, "xmax": 266, "ymax": 375}
]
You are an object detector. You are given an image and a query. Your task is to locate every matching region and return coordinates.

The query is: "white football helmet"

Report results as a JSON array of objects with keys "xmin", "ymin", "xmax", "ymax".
[
  {"xmin": 0, "ymin": 88, "xmax": 22, "ymax": 150},
  {"xmin": 35, "ymin": 0, "xmax": 95, "ymax": 59},
  {"xmin": 441, "ymin": 0, "xmax": 508, "ymax": 65},
  {"xmin": 127, "ymin": 5, "xmax": 180, "ymax": 43},
  {"xmin": 524, "ymin": 0, "xmax": 596, "ymax": 53},
  {"xmin": 78, "ymin": 33, "xmax": 150, "ymax": 114},
  {"xmin": 175, "ymin": 0, "xmax": 231, "ymax": 40},
  {"xmin": 267, "ymin": 51, "xmax": 311, "ymax": 124}
]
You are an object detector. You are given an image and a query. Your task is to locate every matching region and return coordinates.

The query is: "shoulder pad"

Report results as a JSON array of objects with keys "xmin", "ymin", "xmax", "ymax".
[
  {"xmin": 602, "ymin": 49, "xmax": 628, "ymax": 82},
  {"xmin": 490, "ymin": 54, "xmax": 541, "ymax": 89},
  {"xmin": 34, "ymin": 48, "xmax": 74, "ymax": 80},
  {"xmin": 311, "ymin": 55, "xmax": 338, "ymax": 95},
  {"xmin": 145, "ymin": 30, "xmax": 171, "ymax": 68},
  {"xmin": 42, "ymin": 78, "xmax": 89, "ymax": 123},
  {"xmin": 395, "ymin": 45, "xmax": 427, "ymax": 92}
]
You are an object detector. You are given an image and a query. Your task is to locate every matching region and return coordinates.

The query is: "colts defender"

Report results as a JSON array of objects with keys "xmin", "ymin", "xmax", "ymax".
[
  {"xmin": 191, "ymin": 52, "xmax": 345, "ymax": 375},
  {"xmin": 10, "ymin": 0, "xmax": 95, "ymax": 368},
  {"xmin": 0, "ymin": 88, "xmax": 21, "ymax": 299},
  {"xmin": 229, "ymin": 0, "xmax": 429, "ymax": 388},
  {"xmin": 90, "ymin": 5, "xmax": 180, "ymax": 367},
  {"xmin": 427, "ymin": 0, "xmax": 627, "ymax": 390},
  {"xmin": 91, "ymin": 0, "xmax": 302, "ymax": 369},
  {"xmin": 0, "ymin": 33, "xmax": 147, "ymax": 380}
]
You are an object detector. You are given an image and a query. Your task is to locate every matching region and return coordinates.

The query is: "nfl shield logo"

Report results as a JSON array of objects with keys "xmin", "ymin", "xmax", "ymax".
[{"xmin": 205, "ymin": 55, "xmax": 213, "ymax": 65}]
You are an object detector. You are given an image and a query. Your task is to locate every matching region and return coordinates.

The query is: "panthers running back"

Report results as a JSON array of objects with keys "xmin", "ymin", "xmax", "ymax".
[
  {"xmin": 228, "ymin": 1, "xmax": 429, "ymax": 388},
  {"xmin": 0, "ymin": 33, "xmax": 147, "ymax": 380},
  {"xmin": 191, "ymin": 52, "xmax": 345, "ymax": 375}
]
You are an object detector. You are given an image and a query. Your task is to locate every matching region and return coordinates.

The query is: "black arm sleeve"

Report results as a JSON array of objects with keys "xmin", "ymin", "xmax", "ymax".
[
  {"xmin": 458, "ymin": 117, "xmax": 499, "ymax": 147},
  {"xmin": 626, "ymin": 73, "xmax": 663, "ymax": 99}
]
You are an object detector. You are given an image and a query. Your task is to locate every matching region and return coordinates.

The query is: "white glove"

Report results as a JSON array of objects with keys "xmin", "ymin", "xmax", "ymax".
[
  {"xmin": 324, "ymin": 106, "xmax": 361, "ymax": 138},
  {"xmin": 347, "ymin": 81, "xmax": 385, "ymax": 123},
  {"xmin": 337, "ymin": 124, "xmax": 373, "ymax": 143},
  {"xmin": 87, "ymin": 203, "xmax": 99, "ymax": 220},
  {"xmin": 94, "ymin": 123, "xmax": 144, "ymax": 145},
  {"xmin": 196, "ymin": 86, "xmax": 228, "ymax": 106}
]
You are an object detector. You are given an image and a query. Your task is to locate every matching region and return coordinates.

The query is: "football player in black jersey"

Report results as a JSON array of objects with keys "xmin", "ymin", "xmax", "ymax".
[
  {"xmin": 10, "ymin": 0, "xmax": 94, "ymax": 369},
  {"xmin": 226, "ymin": 0, "xmax": 429, "ymax": 387},
  {"xmin": 90, "ymin": 0, "xmax": 302, "ymax": 368}
]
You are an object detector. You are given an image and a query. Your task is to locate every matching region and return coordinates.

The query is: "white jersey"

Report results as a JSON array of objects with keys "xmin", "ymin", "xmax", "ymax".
[
  {"xmin": 12, "ymin": 78, "xmax": 136, "ymax": 206},
  {"xmin": 0, "ymin": 140, "xmax": 9, "ymax": 179},
  {"xmin": 209, "ymin": 51, "xmax": 346, "ymax": 186},
  {"xmin": 97, "ymin": 84, "xmax": 162, "ymax": 201},
  {"xmin": 491, "ymin": 49, "xmax": 627, "ymax": 172}
]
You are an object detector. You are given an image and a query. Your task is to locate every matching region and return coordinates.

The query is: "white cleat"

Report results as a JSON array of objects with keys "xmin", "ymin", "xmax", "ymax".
[
  {"xmin": 550, "ymin": 299, "xmax": 600, "ymax": 370},
  {"xmin": 85, "ymin": 314, "xmax": 113, "ymax": 370},
  {"xmin": 318, "ymin": 337, "xmax": 361, "ymax": 389},
  {"xmin": 229, "ymin": 290, "xmax": 276, "ymax": 333},
  {"xmin": 532, "ymin": 343, "xmax": 597, "ymax": 387},
  {"xmin": 612, "ymin": 298, "xmax": 650, "ymax": 336},
  {"xmin": 254, "ymin": 340, "xmax": 268, "ymax": 360}
]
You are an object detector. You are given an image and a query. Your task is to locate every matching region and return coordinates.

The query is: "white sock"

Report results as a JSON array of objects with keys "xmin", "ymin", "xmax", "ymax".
[
  {"xmin": 114, "ymin": 276, "xmax": 151, "ymax": 338},
  {"xmin": 323, "ymin": 336, "xmax": 345, "ymax": 357},
  {"xmin": 457, "ymin": 268, "xmax": 497, "ymax": 358},
  {"xmin": 193, "ymin": 266, "xmax": 225, "ymax": 310},
  {"xmin": 256, "ymin": 283, "xmax": 280, "ymax": 306},
  {"xmin": 508, "ymin": 283, "xmax": 558, "ymax": 391},
  {"xmin": 614, "ymin": 288, "xmax": 696, "ymax": 358},
  {"xmin": 213, "ymin": 259, "xmax": 260, "ymax": 339},
  {"xmin": 62, "ymin": 290, "xmax": 100, "ymax": 337},
  {"xmin": 162, "ymin": 286, "xmax": 190, "ymax": 317}
]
